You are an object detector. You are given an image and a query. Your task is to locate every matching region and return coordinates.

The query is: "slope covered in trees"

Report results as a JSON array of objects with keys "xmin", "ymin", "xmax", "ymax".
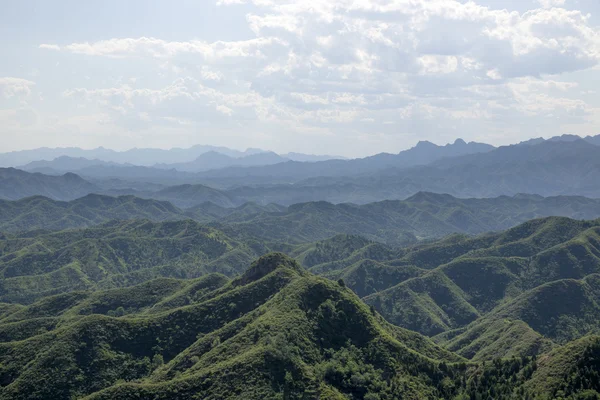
[
  {"xmin": 168, "ymin": 192, "xmax": 600, "ymax": 244},
  {"xmin": 0, "ymin": 194, "xmax": 185, "ymax": 232},
  {"xmin": 0, "ymin": 219, "xmax": 266, "ymax": 304},
  {"xmin": 288, "ymin": 217, "xmax": 600, "ymax": 367},
  {"xmin": 5, "ymin": 192, "xmax": 600, "ymax": 244},
  {"xmin": 1, "ymin": 253, "xmax": 599, "ymax": 399},
  {"xmin": 1, "ymin": 190, "xmax": 600, "ymax": 398}
]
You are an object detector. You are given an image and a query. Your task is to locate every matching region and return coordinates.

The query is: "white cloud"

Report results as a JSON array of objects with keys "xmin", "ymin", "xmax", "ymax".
[
  {"xmin": 41, "ymin": 36, "xmax": 288, "ymax": 60},
  {"xmin": 0, "ymin": 77, "xmax": 35, "ymax": 98},
  {"xmin": 200, "ymin": 67, "xmax": 225, "ymax": 83},
  {"xmin": 216, "ymin": 104, "xmax": 234, "ymax": 115},
  {"xmin": 486, "ymin": 69, "xmax": 502, "ymax": 80},
  {"xmin": 538, "ymin": 0, "xmax": 566, "ymax": 9},
  {"xmin": 25, "ymin": 0, "xmax": 600, "ymax": 156},
  {"xmin": 290, "ymin": 92, "xmax": 330, "ymax": 105},
  {"xmin": 39, "ymin": 44, "xmax": 61, "ymax": 51},
  {"xmin": 418, "ymin": 55, "xmax": 459, "ymax": 75}
]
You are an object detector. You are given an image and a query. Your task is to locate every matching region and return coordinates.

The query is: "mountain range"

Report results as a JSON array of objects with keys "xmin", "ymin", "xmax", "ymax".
[
  {"xmin": 0, "ymin": 168, "xmax": 99, "ymax": 201},
  {"xmin": 3, "ymin": 134, "xmax": 600, "ymax": 399},
  {"xmin": 1, "ymin": 246, "xmax": 600, "ymax": 399},
  {"xmin": 14, "ymin": 138, "xmax": 492, "ymax": 183},
  {"xmin": 297, "ymin": 217, "xmax": 600, "ymax": 351},
  {"xmin": 214, "ymin": 138, "xmax": 600, "ymax": 204},
  {"xmin": 3, "ymin": 136, "xmax": 600, "ymax": 207},
  {"xmin": 4, "ymin": 145, "xmax": 345, "ymax": 169},
  {"xmin": 192, "ymin": 138, "xmax": 495, "ymax": 183},
  {"xmin": 4, "ymin": 192, "xmax": 600, "ymax": 244},
  {"xmin": 4, "ymin": 134, "xmax": 598, "ymax": 188},
  {"xmin": 20, "ymin": 151, "xmax": 343, "ymax": 176}
]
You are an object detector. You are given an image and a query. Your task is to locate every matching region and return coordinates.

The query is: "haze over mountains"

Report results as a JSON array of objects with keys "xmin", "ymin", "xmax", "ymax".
[
  {"xmin": 10, "ymin": 134, "xmax": 598, "ymax": 180},
  {"xmin": 2, "ymin": 191, "xmax": 600, "ymax": 246},
  {"xmin": 1, "ymin": 134, "xmax": 600, "ymax": 206},
  {"xmin": 16, "ymin": 138, "xmax": 492, "ymax": 178},
  {"xmin": 5, "ymin": 145, "xmax": 344, "ymax": 169}
]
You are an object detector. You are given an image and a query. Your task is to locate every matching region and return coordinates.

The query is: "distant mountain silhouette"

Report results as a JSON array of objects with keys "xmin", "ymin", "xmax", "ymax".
[
  {"xmin": 195, "ymin": 138, "xmax": 495, "ymax": 181},
  {"xmin": 282, "ymin": 152, "xmax": 347, "ymax": 162},
  {"xmin": 0, "ymin": 145, "xmax": 343, "ymax": 168},
  {"xmin": 155, "ymin": 151, "xmax": 289, "ymax": 172},
  {"xmin": 0, "ymin": 168, "xmax": 99, "ymax": 201},
  {"xmin": 20, "ymin": 156, "xmax": 125, "ymax": 173},
  {"xmin": 5, "ymin": 136, "xmax": 600, "ymax": 206},
  {"xmin": 0, "ymin": 145, "xmax": 263, "ymax": 167},
  {"xmin": 203, "ymin": 138, "xmax": 600, "ymax": 204},
  {"xmin": 585, "ymin": 134, "xmax": 600, "ymax": 146}
]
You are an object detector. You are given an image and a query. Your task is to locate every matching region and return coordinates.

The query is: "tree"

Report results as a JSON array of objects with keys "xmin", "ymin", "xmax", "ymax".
[{"xmin": 152, "ymin": 354, "xmax": 164, "ymax": 370}]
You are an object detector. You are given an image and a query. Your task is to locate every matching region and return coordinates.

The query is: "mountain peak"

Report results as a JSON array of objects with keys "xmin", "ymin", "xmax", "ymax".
[
  {"xmin": 235, "ymin": 253, "xmax": 304, "ymax": 286},
  {"xmin": 415, "ymin": 140, "xmax": 437, "ymax": 148},
  {"xmin": 453, "ymin": 138, "xmax": 467, "ymax": 146},
  {"xmin": 548, "ymin": 134, "xmax": 582, "ymax": 142},
  {"xmin": 62, "ymin": 172, "xmax": 83, "ymax": 181},
  {"xmin": 407, "ymin": 191, "xmax": 447, "ymax": 201}
]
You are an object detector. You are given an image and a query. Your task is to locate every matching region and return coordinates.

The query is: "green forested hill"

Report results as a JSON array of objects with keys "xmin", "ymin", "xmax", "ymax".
[
  {"xmin": 0, "ymin": 194, "xmax": 185, "ymax": 232},
  {"xmin": 292, "ymin": 217, "xmax": 600, "ymax": 365},
  {"xmin": 217, "ymin": 192, "xmax": 600, "ymax": 245},
  {"xmin": 3, "ymin": 216, "xmax": 600, "ymax": 344},
  {"xmin": 0, "ymin": 219, "xmax": 268, "ymax": 304},
  {"xmin": 1, "ymin": 253, "xmax": 599, "ymax": 400},
  {"xmin": 0, "ymin": 254, "xmax": 461, "ymax": 399},
  {"xmin": 1, "ymin": 212, "xmax": 600, "ymax": 398},
  {"xmin": 0, "ymin": 194, "xmax": 288, "ymax": 232},
  {"xmin": 4, "ymin": 192, "xmax": 600, "ymax": 245}
]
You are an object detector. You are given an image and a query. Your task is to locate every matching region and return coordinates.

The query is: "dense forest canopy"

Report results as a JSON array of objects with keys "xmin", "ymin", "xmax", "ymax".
[{"xmin": 1, "ymin": 205, "xmax": 600, "ymax": 398}]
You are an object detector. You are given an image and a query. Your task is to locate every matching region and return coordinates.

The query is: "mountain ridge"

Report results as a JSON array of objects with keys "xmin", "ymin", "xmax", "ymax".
[
  {"xmin": 4, "ymin": 191, "xmax": 600, "ymax": 244},
  {"xmin": 1, "ymin": 251, "xmax": 600, "ymax": 399}
]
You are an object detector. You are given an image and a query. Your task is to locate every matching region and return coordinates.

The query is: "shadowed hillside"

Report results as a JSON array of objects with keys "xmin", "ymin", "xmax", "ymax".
[{"xmin": 0, "ymin": 168, "xmax": 99, "ymax": 201}]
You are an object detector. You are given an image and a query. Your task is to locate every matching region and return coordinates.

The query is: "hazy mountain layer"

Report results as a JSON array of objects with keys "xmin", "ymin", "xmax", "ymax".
[
  {"xmin": 8, "ymin": 145, "xmax": 344, "ymax": 170},
  {"xmin": 195, "ymin": 138, "xmax": 495, "ymax": 182},
  {"xmin": 4, "ymin": 192, "xmax": 600, "ymax": 245},
  {"xmin": 1, "ymin": 145, "xmax": 266, "ymax": 167},
  {"xmin": 7, "ymin": 138, "xmax": 600, "ymax": 207},
  {"xmin": 0, "ymin": 168, "xmax": 99, "ymax": 201},
  {"xmin": 219, "ymin": 192, "xmax": 600, "ymax": 244}
]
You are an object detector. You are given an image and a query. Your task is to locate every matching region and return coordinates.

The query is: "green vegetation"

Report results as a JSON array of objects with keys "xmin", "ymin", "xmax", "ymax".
[
  {"xmin": 4, "ymin": 191, "xmax": 600, "ymax": 246},
  {"xmin": 281, "ymin": 216, "xmax": 600, "ymax": 379},
  {"xmin": 0, "ymin": 219, "xmax": 265, "ymax": 304},
  {"xmin": 2, "ymin": 253, "xmax": 599, "ymax": 399},
  {"xmin": 0, "ymin": 194, "xmax": 185, "ymax": 232},
  {"xmin": 0, "ymin": 254, "xmax": 462, "ymax": 399},
  {"xmin": 1, "ymin": 207, "xmax": 600, "ymax": 397},
  {"xmin": 352, "ymin": 218, "xmax": 600, "ymax": 342}
]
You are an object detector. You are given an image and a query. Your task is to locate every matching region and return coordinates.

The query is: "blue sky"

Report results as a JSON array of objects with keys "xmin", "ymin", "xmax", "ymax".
[{"xmin": 1, "ymin": 0, "xmax": 599, "ymax": 157}]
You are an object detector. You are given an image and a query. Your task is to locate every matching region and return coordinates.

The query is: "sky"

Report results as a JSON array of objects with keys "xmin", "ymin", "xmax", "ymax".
[{"xmin": 1, "ymin": 0, "xmax": 599, "ymax": 157}]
